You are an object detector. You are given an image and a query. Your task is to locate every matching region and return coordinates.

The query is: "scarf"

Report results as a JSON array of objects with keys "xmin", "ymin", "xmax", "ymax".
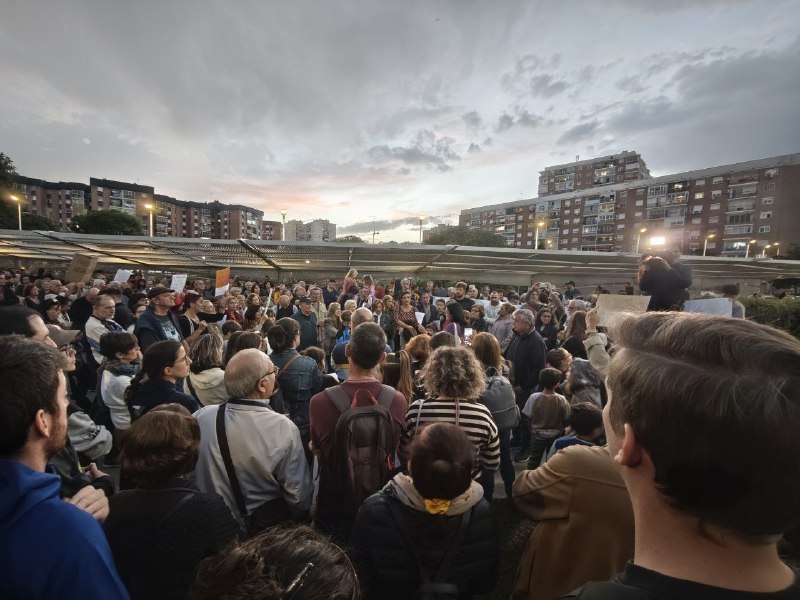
[
  {"xmin": 387, "ymin": 473, "xmax": 483, "ymax": 516},
  {"xmin": 103, "ymin": 360, "xmax": 140, "ymax": 378}
]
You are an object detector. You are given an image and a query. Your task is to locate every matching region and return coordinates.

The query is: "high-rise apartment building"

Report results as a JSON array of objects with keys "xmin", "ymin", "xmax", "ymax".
[
  {"xmin": 461, "ymin": 153, "xmax": 800, "ymax": 257},
  {"xmin": 284, "ymin": 219, "xmax": 337, "ymax": 243},
  {"xmin": 260, "ymin": 220, "xmax": 283, "ymax": 241},
  {"xmin": 12, "ymin": 176, "xmax": 90, "ymax": 231},
  {"xmin": 538, "ymin": 151, "xmax": 651, "ymax": 196}
]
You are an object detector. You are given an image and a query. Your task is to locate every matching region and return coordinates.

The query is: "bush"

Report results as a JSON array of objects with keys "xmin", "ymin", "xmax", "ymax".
[{"xmin": 741, "ymin": 296, "xmax": 800, "ymax": 339}]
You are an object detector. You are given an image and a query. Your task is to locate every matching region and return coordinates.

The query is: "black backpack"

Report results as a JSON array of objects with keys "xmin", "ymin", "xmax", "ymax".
[{"xmin": 324, "ymin": 384, "xmax": 399, "ymax": 519}]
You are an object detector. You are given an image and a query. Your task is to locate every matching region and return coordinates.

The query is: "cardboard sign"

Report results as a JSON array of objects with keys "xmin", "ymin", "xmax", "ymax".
[
  {"xmin": 595, "ymin": 294, "xmax": 650, "ymax": 326},
  {"xmin": 64, "ymin": 253, "xmax": 98, "ymax": 284},
  {"xmin": 415, "ymin": 311, "xmax": 425, "ymax": 325},
  {"xmin": 683, "ymin": 298, "xmax": 733, "ymax": 317},
  {"xmin": 113, "ymin": 269, "xmax": 132, "ymax": 284},
  {"xmin": 170, "ymin": 274, "xmax": 188, "ymax": 293},
  {"xmin": 215, "ymin": 267, "xmax": 231, "ymax": 297}
]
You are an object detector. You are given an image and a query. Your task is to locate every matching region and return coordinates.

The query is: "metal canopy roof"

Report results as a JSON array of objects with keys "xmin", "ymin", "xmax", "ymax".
[{"xmin": 1, "ymin": 229, "xmax": 798, "ymax": 286}]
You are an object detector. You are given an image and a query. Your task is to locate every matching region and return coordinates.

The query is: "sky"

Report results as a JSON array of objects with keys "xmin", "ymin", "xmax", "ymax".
[{"xmin": 1, "ymin": 0, "xmax": 799, "ymax": 242}]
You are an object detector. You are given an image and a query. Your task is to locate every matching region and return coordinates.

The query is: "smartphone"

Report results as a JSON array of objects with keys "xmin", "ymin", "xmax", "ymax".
[{"xmin": 464, "ymin": 327, "xmax": 473, "ymax": 346}]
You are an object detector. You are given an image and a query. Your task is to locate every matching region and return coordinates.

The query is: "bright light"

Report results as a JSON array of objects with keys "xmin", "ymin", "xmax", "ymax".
[
  {"xmin": 639, "ymin": 227, "xmax": 647, "ymax": 234},
  {"xmin": 304, "ymin": 259, "xmax": 311, "ymax": 264},
  {"xmin": 10, "ymin": 195, "xmax": 19, "ymax": 202},
  {"xmin": 144, "ymin": 203, "xmax": 153, "ymax": 210},
  {"xmin": 707, "ymin": 233, "xmax": 715, "ymax": 239},
  {"xmin": 650, "ymin": 236, "xmax": 666, "ymax": 246},
  {"xmin": 537, "ymin": 221, "xmax": 545, "ymax": 228}
]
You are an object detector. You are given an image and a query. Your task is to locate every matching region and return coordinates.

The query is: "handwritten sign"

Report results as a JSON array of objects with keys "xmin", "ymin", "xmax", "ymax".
[
  {"xmin": 595, "ymin": 294, "xmax": 650, "ymax": 326},
  {"xmin": 64, "ymin": 253, "xmax": 98, "ymax": 284},
  {"xmin": 170, "ymin": 274, "xmax": 187, "ymax": 293},
  {"xmin": 113, "ymin": 269, "xmax": 132, "ymax": 284}
]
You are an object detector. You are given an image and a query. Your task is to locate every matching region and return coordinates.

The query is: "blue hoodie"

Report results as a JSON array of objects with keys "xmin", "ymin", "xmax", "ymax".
[{"xmin": 0, "ymin": 459, "xmax": 129, "ymax": 600}]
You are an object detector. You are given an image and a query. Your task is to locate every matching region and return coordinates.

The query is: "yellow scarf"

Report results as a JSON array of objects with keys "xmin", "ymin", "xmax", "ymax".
[{"xmin": 423, "ymin": 498, "xmax": 451, "ymax": 515}]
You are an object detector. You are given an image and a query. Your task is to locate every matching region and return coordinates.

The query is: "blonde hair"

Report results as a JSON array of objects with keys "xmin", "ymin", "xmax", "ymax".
[
  {"xmin": 346, "ymin": 269, "xmax": 358, "ymax": 278},
  {"xmin": 381, "ymin": 351, "xmax": 414, "ymax": 405}
]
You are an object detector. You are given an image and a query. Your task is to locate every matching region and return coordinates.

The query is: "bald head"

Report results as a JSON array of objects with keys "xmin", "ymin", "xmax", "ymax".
[
  {"xmin": 352, "ymin": 307, "xmax": 373, "ymax": 329},
  {"xmin": 224, "ymin": 348, "xmax": 275, "ymax": 400}
]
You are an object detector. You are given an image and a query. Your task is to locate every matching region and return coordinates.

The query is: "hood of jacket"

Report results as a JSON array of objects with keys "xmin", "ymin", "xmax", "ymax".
[
  {"xmin": 0, "ymin": 460, "xmax": 61, "ymax": 535},
  {"xmin": 386, "ymin": 472, "xmax": 484, "ymax": 516},
  {"xmin": 189, "ymin": 367, "xmax": 225, "ymax": 390}
]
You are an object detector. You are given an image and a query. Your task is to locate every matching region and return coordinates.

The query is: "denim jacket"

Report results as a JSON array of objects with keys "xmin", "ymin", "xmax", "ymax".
[{"xmin": 269, "ymin": 348, "xmax": 322, "ymax": 435}]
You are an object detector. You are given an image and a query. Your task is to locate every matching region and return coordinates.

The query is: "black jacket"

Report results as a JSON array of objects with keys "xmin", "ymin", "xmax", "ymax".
[
  {"xmin": 104, "ymin": 478, "xmax": 238, "ymax": 600},
  {"xmin": 349, "ymin": 491, "xmax": 498, "ymax": 599},
  {"xmin": 503, "ymin": 328, "xmax": 547, "ymax": 393},
  {"xmin": 128, "ymin": 379, "xmax": 199, "ymax": 417}
]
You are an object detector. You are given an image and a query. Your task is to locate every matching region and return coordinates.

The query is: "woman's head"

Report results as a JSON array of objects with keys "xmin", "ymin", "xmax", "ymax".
[
  {"xmin": 372, "ymin": 299, "xmax": 384, "ymax": 314},
  {"xmin": 23, "ymin": 284, "xmax": 38, "ymax": 298},
  {"xmin": 471, "ymin": 332, "xmax": 502, "ymax": 371},
  {"xmin": 267, "ymin": 318, "xmax": 299, "ymax": 352},
  {"xmin": 246, "ymin": 293, "xmax": 260, "ymax": 306},
  {"xmin": 410, "ymin": 423, "xmax": 474, "ymax": 501},
  {"xmin": 421, "ymin": 346, "xmax": 485, "ymax": 400},
  {"xmin": 190, "ymin": 333, "xmax": 223, "ymax": 374},
  {"xmin": 141, "ymin": 340, "xmax": 191, "ymax": 382},
  {"xmin": 42, "ymin": 298, "xmax": 61, "ymax": 323},
  {"xmin": 326, "ymin": 302, "xmax": 341, "ymax": 319},
  {"xmin": 535, "ymin": 309, "xmax": 554, "ymax": 327},
  {"xmin": 99, "ymin": 331, "xmax": 140, "ymax": 362},
  {"xmin": 382, "ymin": 296, "xmax": 394, "ymax": 310},
  {"xmin": 346, "ymin": 268, "xmax": 358, "ymax": 279},
  {"xmin": 565, "ymin": 310, "xmax": 588, "ymax": 340},
  {"xmin": 343, "ymin": 299, "xmax": 357, "ymax": 312},
  {"xmin": 121, "ymin": 407, "xmax": 200, "ymax": 488},
  {"xmin": 183, "ymin": 291, "xmax": 203, "ymax": 313},
  {"xmin": 400, "ymin": 291, "xmax": 412, "ymax": 304},
  {"xmin": 301, "ymin": 346, "xmax": 326, "ymax": 372},
  {"xmin": 445, "ymin": 301, "xmax": 467, "ymax": 326},
  {"xmin": 191, "ymin": 525, "xmax": 360, "ymax": 600},
  {"xmin": 380, "ymin": 351, "xmax": 413, "ymax": 404},
  {"xmin": 340, "ymin": 310, "xmax": 352, "ymax": 326},
  {"xmin": 469, "ymin": 303, "xmax": 485, "ymax": 321},
  {"xmin": 405, "ymin": 334, "xmax": 431, "ymax": 364}
]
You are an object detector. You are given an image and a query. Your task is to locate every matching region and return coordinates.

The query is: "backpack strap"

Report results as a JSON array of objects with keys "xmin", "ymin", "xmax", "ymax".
[
  {"xmin": 324, "ymin": 385, "xmax": 352, "ymax": 414},
  {"xmin": 215, "ymin": 403, "xmax": 250, "ymax": 528},
  {"xmin": 277, "ymin": 353, "xmax": 304, "ymax": 383},
  {"xmin": 376, "ymin": 384, "xmax": 396, "ymax": 408},
  {"xmin": 185, "ymin": 375, "xmax": 204, "ymax": 407}
]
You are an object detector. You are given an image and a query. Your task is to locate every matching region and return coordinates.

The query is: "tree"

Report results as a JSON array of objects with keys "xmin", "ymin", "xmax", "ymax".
[
  {"xmin": 336, "ymin": 235, "xmax": 367, "ymax": 244},
  {"xmin": 424, "ymin": 225, "xmax": 507, "ymax": 248},
  {"xmin": 0, "ymin": 152, "xmax": 15, "ymax": 190},
  {"xmin": 72, "ymin": 209, "xmax": 143, "ymax": 235}
]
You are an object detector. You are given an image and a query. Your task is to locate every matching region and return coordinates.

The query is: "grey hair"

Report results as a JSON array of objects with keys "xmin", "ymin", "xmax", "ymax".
[
  {"xmin": 352, "ymin": 307, "xmax": 373, "ymax": 329},
  {"xmin": 513, "ymin": 308, "xmax": 535, "ymax": 327},
  {"xmin": 224, "ymin": 349, "xmax": 270, "ymax": 399}
]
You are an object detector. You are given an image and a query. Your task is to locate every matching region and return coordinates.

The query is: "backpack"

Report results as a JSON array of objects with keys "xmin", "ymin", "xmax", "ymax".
[
  {"xmin": 324, "ymin": 384, "xmax": 399, "ymax": 519},
  {"xmin": 479, "ymin": 368, "xmax": 520, "ymax": 430}
]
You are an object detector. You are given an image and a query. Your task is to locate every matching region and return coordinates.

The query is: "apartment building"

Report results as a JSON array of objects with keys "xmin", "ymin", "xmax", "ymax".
[
  {"xmin": 538, "ymin": 151, "xmax": 651, "ymax": 196},
  {"xmin": 461, "ymin": 153, "xmax": 800, "ymax": 257},
  {"xmin": 12, "ymin": 176, "xmax": 90, "ymax": 231},
  {"xmin": 284, "ymin": 219, "xmax": 336, "ymax": 243},
  {"xmin": 260, "ymin": 220, "xmax": 283, "ymax": 241}
]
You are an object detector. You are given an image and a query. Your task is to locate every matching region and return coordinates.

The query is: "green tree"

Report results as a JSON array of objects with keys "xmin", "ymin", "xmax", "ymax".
[
  {"xmin": 0, "ymin": 152, "xmax": 15, "ymax": 190},
  {"xmin": 72, "ymin": 209, "xmax": 143, "ymax": 235},
  {"xmin": 424, "ymin": 225, "xmax": 507, "ymax": 247},
  {"xmin": 336, "ymin": 235, "xmax": 367, "ymax": 243}
]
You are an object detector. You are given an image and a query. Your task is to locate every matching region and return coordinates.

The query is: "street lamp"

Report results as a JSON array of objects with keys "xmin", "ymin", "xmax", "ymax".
[
  {"xmin": 635, "ymin": 227, "xmax": 647, "ymax": 253},
  {"xmin": 703, "ymin": 233, "xmax": 715, "ymax": 256},
  {"xmin": 773, "ymin": 241, "xmax": 780, "ymax": 257},
  {"xmin": 280, "ymin": 209, "xmax": 287, "ymax": 241},
  {"xmin": 9, "ymin": 195, "xmax": 22, "ymax": 231},
  {"xmin": 534, "ymin": 220, "xmax": 545, "ymax": 250},
  {"xmin": 418, "ymin": 216, "xmax": 424, "ymax": 243},
  {"xmin": 144, "ymin": 203, "xmax": 154, "ymax": 237},
  {"xmin": 762, "ymin": 244, "xmax": 771, "ymax": 258},
  {"xmin": 744, "ymin": 239, "xmax": 757, "ymax": 259}
]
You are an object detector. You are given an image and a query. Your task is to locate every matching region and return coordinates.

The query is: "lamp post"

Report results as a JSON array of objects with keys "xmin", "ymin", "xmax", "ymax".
[
  {"xmin": 144, "ymin": 203, "xmax": 154, "ymax": 237},
  {"xmin": 9, "ymin": 195, "xmax": 22, "ymax": 231},
  {"xmin": 418, "ymin": 216, "xmax": 424, "ymax": 243},
  {"xmin": 635, "ymin": 227, "xmax": 647, "ymax": 253},
  {"xmin": 280, "ymin": 209, "xmax": 287, "ymax": 241},
  {"xmin": 534, "ymin": 220, "xmax": 545, "ymax": 250},
  {"xmin": 703, "ymin": 233, "xmax": 715, "ymax": 256},
  {"xmin": 762, "ymin": 244, "xmax": 771, "ymax": 258},
  {"xmin": 773, "ymin": 241, "xmax": 780, "ymax": 257},
  {"xmin": 744, "ymin": 239, "xmax": 756, "ymax": 259}
]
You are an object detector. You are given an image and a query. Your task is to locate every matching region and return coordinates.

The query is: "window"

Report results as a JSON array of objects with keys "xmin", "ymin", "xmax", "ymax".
[
  {"xmin": 692, "ymin": 217, "xmax": 701, "ymax": 225},
  {"xmin": 695, "ymin": 179, "xmax": 705, "ymax": 186},
  {"xmin": 617, "ymin": 224, "xmax": 625, "ymax": 229},
  {"xmin": 765, "ymin": 182, "xmax": 776, "ymax": 191},
  {"xmin": 635, "ymin": 200, "xmax": 643, "ymax": 207},
  {"xmin": 620, "ymin": 190, "xmax": 628, "ymax": 197},
  {"xmin": 574, "ymin": 198, "xmax": 582, "ymax": 205},
  {"xmin": 710, "ymin": 203, "xmax": 721, "ymax": 211},
  {"xmin": 762, "ymin": 196, "xmax": 774, "ymax": 204},
  {"xmin": 765, "ymin": 168, "xmax": 778, "ymax": 178},
  {"xmin": 711, "ymin": 190, "xmax": 722, "ymax": 199},
  {"xmin": 634, "ymin": 211, "xmax": 643, "ymax": 217},
  {"xmin": 709, "ymin": 216, "xmax": 719, "ymax": 224},
  {"xmin": 713, "ymin": 176, "xmax": 724, "ymax": 184},
  {"xmin": 691, "ymin": 205, "xmax": 703, "ymax": 214},
  {"xmin": 617, "ymin": 202, "xmax": 626, "ymax": 209},
  {"xmin": 760, "ymin": 211, "xmax": 772, "ymax": 219},
  {"xmin": 694, "ymin": 192, "xmax": 704, "ymax": 200},
  {"xmin": 617, "ymin": 213, "xmax": 625, "ymax": 220},
  {"xmin": 573, "ymin": 218, "xmax": 580, "ymax": 224},
  {"xmin": 759, "ymin": 225, "xmax": 771, "ymax": 233},
  {"xmin": 637, "ymin": 188, "xmax": 644, "ymax": 196},
  {"xmin": 572, "ymin": 228, "xmax": 579, "ymax": 233},
  {"xmin": 562, "ymin": 228, "xmax": 569, "ymax": 235}
]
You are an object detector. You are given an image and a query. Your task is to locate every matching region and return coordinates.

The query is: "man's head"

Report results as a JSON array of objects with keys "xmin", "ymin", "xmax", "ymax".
[
  {"xmin": 489, "ymin": 291, "xmax": 500, "ymax": 305},
  {"xmin": 567, "ymin": 402, "xmax": 604, "ymax": 440},
  {"xmin": 92, "ymin": 294, "xmax": 117, "ymax": 320},
  {"xmin": 221, "ymin": 320, "xmax": 242, "ymax": 339},
  {"xmin": 147, "ymin": 285, "xmax": 176, "ymax": 312},
  {"xmin": 351, "ymin": 307, "xmax": 372, "ymax": 330},
  {"xmin": 309, "ymin": 287, "xmax": 322, "ymax": 303},
  {"xmin": 567, "ymin": 299, "xmax": 588, "ymax": 314},
  {"xmin": 721, "ymin": 284, "xmax": 739, "ymax": 298},
  {"xmin": 298, "ymin": 296, "xmax": 312, "ymax": 315},
  {"xmin": 193, "ymin": 279, "xmax": 206, "ymax": 292},
  {"xmin": 546, "ymin": 347, "xmax": 572, "ymax": 373},
  {"xmin": 512, "ymin": 308, "xmax": 535, "ymax": 335},
  {"xmin": 346, "ymin": 322, "xmax": 387, "ymax": 370},
  {"xmin": 224, "ymin": 348, "xmax": 276, "ymax": 400},
  {"xmin": 0, "ymin": 306, "xmax": 56, "ymax": 347},
  {"xmin": 454, "ymin": 281, "xmax": 467, "ymax": 299},
  {"xmin": 606, "ymin": 312, "xmax": 800, "ymax": 539},
  {"xmin": 565, "ymin": 280, "xmax": 575, "ymax": 291},
  {"xmin": 0, "ymin": 336, "xmax": 67, "ymax": 459}
]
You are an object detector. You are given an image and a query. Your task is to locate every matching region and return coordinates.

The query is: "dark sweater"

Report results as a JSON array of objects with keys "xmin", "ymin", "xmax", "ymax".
[
  {"xmin": 104, "ymin": 478, "xmax": 238, "ymax": 600},
  {"xmin": 127, "ymin": 378, "xmax": 199, "ymax": 417}
]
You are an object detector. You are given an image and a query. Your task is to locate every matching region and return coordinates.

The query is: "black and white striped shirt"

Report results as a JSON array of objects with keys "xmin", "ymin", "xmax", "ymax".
[{"xmin": 403, "ymin": 398, "xmax": 500, "ymax": 477}]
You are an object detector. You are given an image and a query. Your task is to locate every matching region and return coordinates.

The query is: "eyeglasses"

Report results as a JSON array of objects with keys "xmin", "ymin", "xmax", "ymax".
[
  {"xmin": 175, "ymin": 354, "xmax": 191, "ymax": 365},
  {"xmin": 260, "ymin": 369, "xmax": 277, "ymax": 380}
]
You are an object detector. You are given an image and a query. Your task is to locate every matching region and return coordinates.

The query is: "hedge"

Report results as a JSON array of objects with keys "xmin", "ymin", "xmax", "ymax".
[{"xmin": 741, "ymin": 296, "xmax": 800, "ymax": 339}]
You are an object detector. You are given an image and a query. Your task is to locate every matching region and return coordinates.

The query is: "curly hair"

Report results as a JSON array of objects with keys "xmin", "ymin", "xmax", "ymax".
[
  {"xmin": 420, "ymin": 346, "xmax": 485, "ymax": 400},
  {"xmin": 405, "ymin": 333, "xmax": 431, "ymax": 363}
]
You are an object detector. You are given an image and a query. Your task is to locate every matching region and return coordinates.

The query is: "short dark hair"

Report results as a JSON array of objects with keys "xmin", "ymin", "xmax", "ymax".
[
  {"xmin": 0, "ymin": 306, "xmax": 39, "ymax": 337},
  {"xmin": 546, "ymin": 348, "xmax": 570, "ymax": 371},
  {"xmin": 99, "ymin": 331, "xmax": 138, "ymax": 360},
  {"xmin": 301, "ymin": 346, "xmax": 325, "ymax": 369},
  {"xmin": 121, "ymin": 409, "xmax": 200, "ymax": 487},
  {"xmin": 410, "ymin": 423, "xmax": 474, "ymax": 500},
  {"xmin": 348, "ymin": 322, "xmax": 386, "ymax": 369},
  {"xmin": 608, "ymin": 312, "xmax": 800, "ymax": 537},
  {"xmin": 221, "ymin": 320, "xmax": 242, "ymax": 336},
  {"xmin": 191, "ymin": 525, "xmax": 360, "ymax": 600},
  {"xmin": 429, "ymin": 331, "xmax": 456, "ymax": 350},
  {"xmin": 0, "ymin": 336, "xmax": 64, "ymax": 455},
  {"xmin": 539, "ymin": 367, "xmax": 563, "ymax": 390},
  {"xmin": 567, "ymin": 402, "xmax": 603, "ymax": 436}
]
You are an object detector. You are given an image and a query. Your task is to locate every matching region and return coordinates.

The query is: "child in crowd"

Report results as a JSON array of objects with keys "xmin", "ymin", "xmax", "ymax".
[
  {"xmin": 546, "ymin": 401, "xmax": 605, "ymax": 460},
  {"xmin": 522, "ymin": 367, "xmax": 570, "ymax": 469},
  {"xmin": 336, "ymin": 310, "xmax": 352, "ymax": 344}
]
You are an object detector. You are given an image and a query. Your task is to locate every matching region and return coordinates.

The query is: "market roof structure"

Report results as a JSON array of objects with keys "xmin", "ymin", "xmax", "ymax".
[{"xmin": 1, "ymin": 229, "xmax": 798, "ymax": 287}]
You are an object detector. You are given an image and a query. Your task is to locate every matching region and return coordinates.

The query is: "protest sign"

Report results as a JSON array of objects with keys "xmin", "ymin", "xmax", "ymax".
[
  {"xmin": 595, "ymin": 294, "xmax": 650, "ymax": 326},
  {"xmin": 683, "ymin": 298, "xmax": 733, "ymax": 317},
  {"xmin": 170, "ymin": 274, "xmax": 188, "ymax": 293},
  {"xmin": 215, "ymin": 268, "xmax": 231, "ymax": 297},
  {"xmin": 113, "ymin": 269, "xmax": 132, "ymax": 284},
  {"xmin": 64, "ymin": 253, "xmax": 98, "ymax": 283}
]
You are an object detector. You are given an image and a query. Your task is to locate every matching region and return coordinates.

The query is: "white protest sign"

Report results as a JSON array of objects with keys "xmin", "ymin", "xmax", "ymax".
[
  {"xmin": 683, "ymin": 297, "xmax": 733, "ymax": 317},
  {"xmin": 595, "ymin": 294, "xmax": 650, "ymax": 327},
  {"xmin": 415, "ymin": 311, "xmax": 425, "ymax": 325},
  {"xmin": 170, "ymin": 274, "xmax": 188, "ymax": 293},
  {"xmin": 113, "ymin": 269, "xmax": 132, "ymax": 284}
]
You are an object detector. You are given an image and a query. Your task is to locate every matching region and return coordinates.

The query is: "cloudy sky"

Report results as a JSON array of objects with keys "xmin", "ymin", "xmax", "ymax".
[{"xmin": 2, "ymin": 0, "xmax": 799, "ymax": 242}]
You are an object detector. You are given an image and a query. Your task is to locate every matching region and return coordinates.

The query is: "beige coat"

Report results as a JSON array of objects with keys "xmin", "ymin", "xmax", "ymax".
[
  {"xmin": 512, "ymin": 445, "xmax": 634, "ymax": 600},
  {"xmin": 311, "ymin": 300, "xmax": 327, "ymax": 345}
]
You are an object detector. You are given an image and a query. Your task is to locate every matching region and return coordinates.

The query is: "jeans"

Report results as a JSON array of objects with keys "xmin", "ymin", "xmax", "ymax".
[
  {"xmin": 481, "ymin": 428, "xmax": 516, "ymax": 501},
  {"xmin": 528, "ymin": 435, "xmax": 558, "ymax": 470},
  {"xmin": 511, "ymin": 387, "xmax": 532, "ymax": 450}
]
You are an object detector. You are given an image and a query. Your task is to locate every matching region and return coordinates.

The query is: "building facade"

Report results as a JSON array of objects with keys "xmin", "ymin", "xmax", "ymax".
[
  {"xmin": 284, "ymin": 219, "xmax": 336, "ymax": 243},
  {"xmin": 260, "ymin": 220, "xmax": 283, "ymax": 241},
  {"xmin": 461, "ymin": 153, "xmax": 800, "ymax": 257},
  {"xmin": 538, "ymin": 151, "xmax": 651, "ymax": 196}
]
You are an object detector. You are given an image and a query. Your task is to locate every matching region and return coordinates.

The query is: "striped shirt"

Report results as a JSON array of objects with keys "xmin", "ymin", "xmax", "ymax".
[{"xmin": 402, "ymin": 398, "xmax": 500, "ymax": 478}]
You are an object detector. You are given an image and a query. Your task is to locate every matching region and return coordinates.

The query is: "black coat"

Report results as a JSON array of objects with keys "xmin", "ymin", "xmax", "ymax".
[
  {"xmin": 128, "ymin": 378, "xmax": 199, "ymax": 417},
  {"xmin": 503, "ymin": 328, "xmax": 547, "ymax": 394},
  {"xmin": 349, "ymin": 491, "xmax": 498, "ymax": 600}
]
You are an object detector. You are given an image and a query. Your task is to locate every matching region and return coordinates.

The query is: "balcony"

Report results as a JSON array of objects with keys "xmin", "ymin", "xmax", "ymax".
[
  {"xmin": 583, "ymin": 225, "xmax": 598, "ymax": 234},
  {"xmin": 726, "ymin": 201, "xmax": 754, "ymax": 213},
  {"xmin": 647, "ymin": 209, "xmax": 666, "ymax": 220},
  {"xmin": 724, "ymin": 225, "xmax": 753, "ymax": 235}
]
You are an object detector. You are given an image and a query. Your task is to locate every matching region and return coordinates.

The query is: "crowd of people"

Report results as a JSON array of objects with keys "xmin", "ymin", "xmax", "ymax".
[{"xmin": 0, "ymin": 262, "xmax": 798, "ymax": 600}]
